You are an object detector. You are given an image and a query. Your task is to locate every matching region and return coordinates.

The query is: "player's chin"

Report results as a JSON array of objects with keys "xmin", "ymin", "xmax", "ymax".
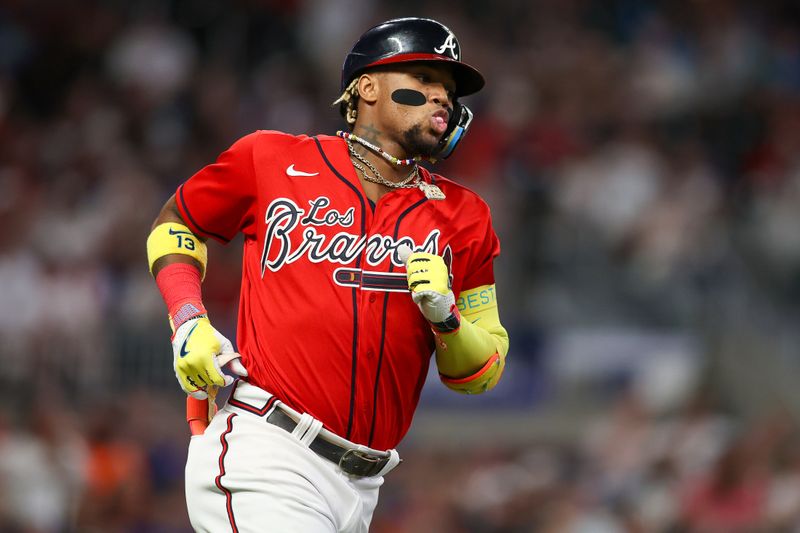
[
  {"xmin": 419, "ymin": 137, "xmax": 442, "ymax": 157},
  {"xmin": 402, "ymin": 125, "xmax": 440, "ymax": 158},
  {"xmin": 428, "ymin": 128, "xmax": 446, "ymax": 144},
  {"xmin": 425, "ymin": 131, "xmax": 446, "ymax": 152}
]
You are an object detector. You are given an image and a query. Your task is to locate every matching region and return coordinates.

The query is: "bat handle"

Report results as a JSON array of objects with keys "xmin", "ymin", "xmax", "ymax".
[
  {"xmin": 186, "ymin": 353, "xmax": 240, "ymax": 435},
  {"xmin": 187, "ymin": 396, "xmax": 211, "ymax": 435}
]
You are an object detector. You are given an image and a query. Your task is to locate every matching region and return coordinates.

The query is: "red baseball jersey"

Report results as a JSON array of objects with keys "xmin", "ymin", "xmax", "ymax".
[{"xmin": 176, "ymin": 131, "xmax": 500, "ymax": 450}]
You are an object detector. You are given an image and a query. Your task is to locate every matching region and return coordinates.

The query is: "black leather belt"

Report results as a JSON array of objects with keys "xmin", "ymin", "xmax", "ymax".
[{"xmin": 266, "ymin": 407, "xmax": 391, "ymax": 478}]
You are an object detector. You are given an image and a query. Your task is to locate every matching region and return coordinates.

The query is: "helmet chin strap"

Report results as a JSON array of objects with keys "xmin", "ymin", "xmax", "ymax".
[{"xmin": 434, "ymin": 101, "xmax": 473, "ymax": 160}]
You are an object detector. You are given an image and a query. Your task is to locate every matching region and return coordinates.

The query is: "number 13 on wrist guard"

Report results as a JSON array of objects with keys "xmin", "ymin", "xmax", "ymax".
[{"xmin": 147, "ymin": 223, "xmax": 208, "ymax": 279}]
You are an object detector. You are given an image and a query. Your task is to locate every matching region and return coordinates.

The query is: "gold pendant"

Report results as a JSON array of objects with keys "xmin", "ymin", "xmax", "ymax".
[{"xmin": 419, "ymin": 182, "xmax": 446, "ymax": 200}]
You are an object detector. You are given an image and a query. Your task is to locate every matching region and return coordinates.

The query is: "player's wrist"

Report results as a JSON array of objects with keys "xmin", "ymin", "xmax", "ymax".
[
  {"xmin": 155, "ymin": 262, "xmax": 208, "ymax": 332},
  {"xmin": 430, "ymin": 306, "xmax": 461, "ymax": 334},
  {"xmin": 171, "ymin": 302, "xmax": 208, "ymax": 332}
]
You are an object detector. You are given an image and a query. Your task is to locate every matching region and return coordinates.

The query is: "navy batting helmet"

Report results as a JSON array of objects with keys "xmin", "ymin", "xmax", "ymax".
[{"xmin": 341, "ymin": 17, "xmax": 485, "ymax": 97}]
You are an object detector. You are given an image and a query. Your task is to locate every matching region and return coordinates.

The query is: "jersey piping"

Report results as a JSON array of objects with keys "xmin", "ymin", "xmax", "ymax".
[
  {"xmin": 368, "ymin": 196, "xmax": 429, "ymax": 446},
  {"xmin": 313, "ymin": 136, "xmax": 366, "ymax": 440}
]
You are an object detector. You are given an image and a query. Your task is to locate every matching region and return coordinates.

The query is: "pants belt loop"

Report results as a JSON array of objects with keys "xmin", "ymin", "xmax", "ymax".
[
  {"xmin": 300, "ymin": 418, "xmax": 323, "ymax": 447},
  {"xmin": 291, "ymin": 413, "xmax": 314, "ymax": 444},
  {"xmin": 374, "ymin": 448, "xmax": 401, "ymax": 477},
  {"xmin": 291, "ymin": 412, "xmax": 324, "ymax": 448}
]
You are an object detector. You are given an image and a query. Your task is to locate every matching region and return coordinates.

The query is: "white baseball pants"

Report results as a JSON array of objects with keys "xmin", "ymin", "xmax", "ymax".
[{"xmin": 185, "ymin": 402, "xmax": 384, "ymax": 533}]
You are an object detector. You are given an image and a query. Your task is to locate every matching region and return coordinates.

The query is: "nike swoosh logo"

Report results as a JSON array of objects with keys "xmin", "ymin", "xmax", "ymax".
[
  {"xmin": 169, "ymin": 228, "xmax": 192, "ymax": 236},
  {"xmin": 471, "ymin": 318, "xmax": 481, "ymax": 324},
  {"xmin": 180, "ymin": 322, "xmax": 200, "ymax": 357},
  {"xmin": 286, "ymin": 164, "xmax": 319, "ymax": 177}
]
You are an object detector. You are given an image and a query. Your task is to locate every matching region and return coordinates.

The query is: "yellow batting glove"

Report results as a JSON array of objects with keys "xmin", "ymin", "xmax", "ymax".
[
  {"xmin": 171, "ymin": 317, "xmax": 247, "ymax": 399},
  {"xmin": 401, "ymin": 249, "xmax": 460, "ymax": 332}
]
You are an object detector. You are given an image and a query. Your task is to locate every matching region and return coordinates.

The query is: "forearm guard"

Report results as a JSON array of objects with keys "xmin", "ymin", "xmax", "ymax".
[{"xmin": 436, "ymin": 285, "xmax": 509, "ymax": 395}]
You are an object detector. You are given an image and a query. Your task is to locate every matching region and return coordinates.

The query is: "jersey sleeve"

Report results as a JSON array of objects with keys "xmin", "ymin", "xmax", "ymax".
[
  {"xmin": 175, "ymin": 132, "xmax": 260, "ymax": 242},
  {"xmin": 461, "ymin": 203, "xmax": 501, "ymax": 290}
]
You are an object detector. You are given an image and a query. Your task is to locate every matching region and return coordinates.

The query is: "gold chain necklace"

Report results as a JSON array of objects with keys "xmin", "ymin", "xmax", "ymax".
[
  {"xmin": 344, "ymin": 139, "xmax": 447, "ymax": 200},
  {"xmin": 347, "ymin": 140, "xmax": 420, "ymax": 189},
  {"xmin": 337, "ymin": 130, "xmax": 420, "ymax": 166}
]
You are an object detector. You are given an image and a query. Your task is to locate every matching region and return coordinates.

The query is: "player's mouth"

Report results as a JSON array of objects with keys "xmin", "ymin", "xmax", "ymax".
[{"xmin": 430, "ymin": 110, "xmax": 450, "ymax": 135}]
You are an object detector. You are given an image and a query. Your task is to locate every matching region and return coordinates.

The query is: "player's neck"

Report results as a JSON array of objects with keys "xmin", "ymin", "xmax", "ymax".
[
  {"xmin": 349, "ymin": 124, "xmax": 414, "ymax": 183},
  {"xmin": 351, "ymin": 144, "xmax": 411, "ymax": 183}
]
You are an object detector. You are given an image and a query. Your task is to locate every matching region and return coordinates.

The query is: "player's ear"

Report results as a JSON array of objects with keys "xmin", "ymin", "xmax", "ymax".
[{"xmin": 356, "ymin": 74, "xmax": 379, "ymax": 104}]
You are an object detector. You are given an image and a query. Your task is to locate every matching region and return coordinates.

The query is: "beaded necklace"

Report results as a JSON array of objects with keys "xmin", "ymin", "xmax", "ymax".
[
  {"xmin": 339, "ymin": 131, "xmax": 447, "ymax": 200},
  {"xmin": 346, "ymin": 140, "xmax": 420, "ymax": 189},
  {"xmin": 336, "ymin": 131, "xmax": 420, "ymax": 166}
]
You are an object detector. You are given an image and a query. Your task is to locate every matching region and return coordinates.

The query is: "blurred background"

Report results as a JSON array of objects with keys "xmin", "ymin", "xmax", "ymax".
[{"xmin": 3, "ymin": 0, "xmax": 800, "ymax": 531}]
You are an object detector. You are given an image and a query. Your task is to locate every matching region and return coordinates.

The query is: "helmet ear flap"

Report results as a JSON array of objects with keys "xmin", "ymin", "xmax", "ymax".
[{"xmin": 435, "ymin": 101, "xmax": 473, "ymax": 159}]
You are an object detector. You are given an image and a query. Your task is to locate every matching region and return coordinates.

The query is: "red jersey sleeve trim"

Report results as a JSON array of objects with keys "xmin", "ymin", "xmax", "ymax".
[{"xmin": 176, "ymin": 184, "xmax": 232, "ymax": 243}]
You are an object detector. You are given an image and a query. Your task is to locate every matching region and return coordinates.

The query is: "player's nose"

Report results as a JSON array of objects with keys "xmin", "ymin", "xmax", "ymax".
[{"xmin": 430, "ymin": 85, "xmax": 451, "ymax": 108}]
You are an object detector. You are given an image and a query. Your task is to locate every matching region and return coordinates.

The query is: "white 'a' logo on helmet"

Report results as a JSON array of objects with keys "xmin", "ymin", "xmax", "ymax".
[{"xmin": 434, "ymin": 32, "xmax": 459, "ymax": 60}]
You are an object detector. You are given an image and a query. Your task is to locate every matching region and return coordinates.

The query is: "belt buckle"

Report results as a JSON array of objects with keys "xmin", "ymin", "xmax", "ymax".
[{"xmin": 338, "ymin": 448, "xmax": 385, "ymax": 477}]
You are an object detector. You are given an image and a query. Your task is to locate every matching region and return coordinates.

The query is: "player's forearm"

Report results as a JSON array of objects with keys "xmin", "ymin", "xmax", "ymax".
[
  {"xmin": 433, "ymin": 299, "xmax": 509, "ymax": 395},
  {"xmin": 148, "ymin": 196, "xmax": 246, "ymax": 400},
  {"xmin": 147, "ymin": 196, "xmax": 211, "ymax": 330},
  {"xmin": 401, "ymin": 249, "xmax": 509, "ymax": 394},
  {"xmin": 431, "ymin": 285, "xmax": 508, "ymax": 394},
  {"xmin": 435, "ymin": 314, "xmax": 509, "ymax": 378}
]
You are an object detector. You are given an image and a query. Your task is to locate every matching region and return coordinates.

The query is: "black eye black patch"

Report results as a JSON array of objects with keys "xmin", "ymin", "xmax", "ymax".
[{"xmin": 391, "ymin": 88, "xmax": 427, "ymax": 106}]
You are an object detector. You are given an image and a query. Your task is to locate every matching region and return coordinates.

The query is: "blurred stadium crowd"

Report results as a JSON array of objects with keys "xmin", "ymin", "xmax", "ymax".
[{"xmin": 2, "ymin": 0, "xmax": 800, "ymax": 530}]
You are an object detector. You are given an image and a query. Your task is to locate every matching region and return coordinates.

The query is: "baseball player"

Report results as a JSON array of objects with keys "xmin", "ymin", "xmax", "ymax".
[{"xmin": 146, "ymin": 17, "xmax": 509, "ymax": 532}]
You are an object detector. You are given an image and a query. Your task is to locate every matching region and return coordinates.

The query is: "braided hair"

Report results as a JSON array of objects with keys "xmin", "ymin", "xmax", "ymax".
[{"xmin": 332, "ymin": 77, "xmax": 360, "ymax": 130}]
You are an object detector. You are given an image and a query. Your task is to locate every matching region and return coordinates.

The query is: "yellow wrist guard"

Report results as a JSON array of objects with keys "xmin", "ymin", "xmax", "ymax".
[{"xmin": 147, "ymin": 223, "xmax": 208, "ymax": 279}]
